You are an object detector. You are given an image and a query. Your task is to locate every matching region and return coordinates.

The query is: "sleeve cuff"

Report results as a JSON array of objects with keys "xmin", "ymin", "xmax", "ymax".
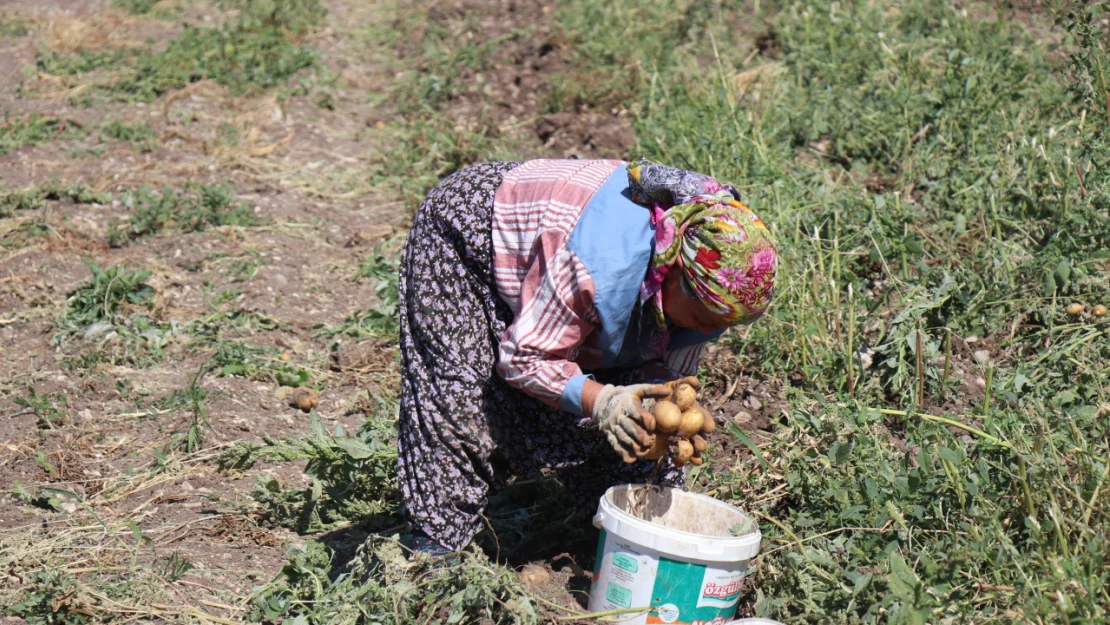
[{"xmin": 558, "ymin": 374, "xmax": 592, "ymax": 416}]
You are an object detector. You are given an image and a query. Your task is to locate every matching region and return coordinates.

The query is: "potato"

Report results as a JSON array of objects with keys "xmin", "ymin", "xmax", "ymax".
[
  {"xmin": 689, "ymin": 455, "xmax": 703, "ymax": 466},
  {"xmin": 645, "ymin": 434, "xmax": 669, "ymax": 460},
  {"xmin": 699, "ymin": 407, "xmax": 717, "ymax": 434},
  {"xmin": 674, "ymin": 440, "xmax": 694, "ymax": 464},
  {"xmin": 1094, "ymin": 304, "xmax": 1108, "ymax": 318},
  {"xmin": 653, "ymin": 400, "xmax": 682, "ymax": 434},
  {"xmin": 692, "ymin": 435, "xmax": 708, "ymax": 453},
  {"xmin": 292, "ymin": 386, "xmax": 319, "ymax": 412},
  {"xmin": 1067, "ymin": 303, "xmax": 1085, "ymax": 317},
  {"xmin": 679, "ymin": 409, "xmax": 704, "ymax": 438},
  {"xmin": 674, "ymin": 383, "xmax": 697, "ymax": 411}
]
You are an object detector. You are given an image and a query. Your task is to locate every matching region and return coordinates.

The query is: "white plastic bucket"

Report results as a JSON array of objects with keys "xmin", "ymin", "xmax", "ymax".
[{"xmin": 588, "ymin": 485, "xmax": 761, "ymax": 625}]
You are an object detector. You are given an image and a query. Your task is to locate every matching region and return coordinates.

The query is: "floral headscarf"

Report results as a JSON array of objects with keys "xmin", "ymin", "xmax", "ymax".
[{"xmin": 628, "ymin": 159, "xmax": 777, "ymax": 337}]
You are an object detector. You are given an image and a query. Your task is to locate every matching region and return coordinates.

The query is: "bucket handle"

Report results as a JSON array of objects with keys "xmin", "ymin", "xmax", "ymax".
[{"xmin": 592, "ymin": 513, "xmax": 605, "ymax": 529}]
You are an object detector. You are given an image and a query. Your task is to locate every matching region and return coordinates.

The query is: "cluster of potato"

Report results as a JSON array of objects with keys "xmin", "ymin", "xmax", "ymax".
[
  {"xmin": 646, "ymin": 379, "xmax": 715, "ymax": 467},
  {"xmin": 1066, "ymin": 303, "xmax": 1107, "ymax": 318}
]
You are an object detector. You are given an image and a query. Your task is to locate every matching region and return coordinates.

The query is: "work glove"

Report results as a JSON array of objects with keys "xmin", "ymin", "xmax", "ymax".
[
  {"xmin": 590, "ymin": 383, "xmax": 672, "ymax": 463},
  {"xmin": 660, "ymin": 375, "xmax": 700, "ymax": 396}
]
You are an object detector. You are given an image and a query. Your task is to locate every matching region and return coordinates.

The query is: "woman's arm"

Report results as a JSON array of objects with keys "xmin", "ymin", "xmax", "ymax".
[{"xmin": 496, "ymin": 241, "xmax": 599, "ymax": 414}]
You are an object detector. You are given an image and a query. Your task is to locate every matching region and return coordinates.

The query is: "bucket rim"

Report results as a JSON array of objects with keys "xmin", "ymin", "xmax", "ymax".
[{"xmin": 597, "ymin": 485, "xmax": 761, "ymax": 558}]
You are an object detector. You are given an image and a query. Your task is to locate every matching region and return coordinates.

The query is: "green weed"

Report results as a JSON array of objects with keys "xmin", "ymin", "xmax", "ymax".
[
  {"xmin": 247, "ymin": 539, "xmax": 540, "ymax": 624},
  {"xmin": 312, "ymin": 245, "xmax": 403, "ymax": 338},
  {"xmin": 58, "ymin": 260, "xmax": 156, "ymax": 331},
  {"xmin": 110, "ymin": 0, "xmax": 160, "ymax": 15},
  {"xmin": 11, "ymin": 481, "xmax": 63, "ymax": 513},
  {"xmin": 14, "ymin": 387, "xmax": 71, "ymax": 429},
  {"xmin": 217, "ymin": 0, "xmax": 327, "ymax": 36},
  {"xmin": 156, "ymin": 552, "xmax": 193, "ymax": 583},
  {"xmin": 0, "ymin": 181, "xmax": 110, "ymax": 217},
  {"xmin": 315, "ymin": 251, "xmax": 400, "ymax": 339},
  {"xmin": 0, "ymin": 14, "xmax": 32, "ymax": 38},
  {"xmin": 209, "ymin": 339, "xmax": 312, "ymax": 387},
  {"xmin": 0, "ymin": 113, "xmax": 83, "ymax": 156},
  {"xmin": 219, "ymin": 413, "xmax": 399, "ymax": 533},
  {"xmin": 100, "ymin": 120, "xmax": 156, "ymax": 150},
  {"xmin": 107, "ymin": 183, "xmax": 258, "ymax": 247},
  {"xmin": 178, "ymin": 365, "xmax": 211, "ymax": 454},
  {"xmin": 5, "ymin": 570, "xmax": 92, "ymax": 625}
]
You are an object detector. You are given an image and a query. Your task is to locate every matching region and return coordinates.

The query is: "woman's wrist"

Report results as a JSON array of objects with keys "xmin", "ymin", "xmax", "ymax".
[{"xmin": 580, "ymin": 379, "xmax": 604, "ymax": 417}]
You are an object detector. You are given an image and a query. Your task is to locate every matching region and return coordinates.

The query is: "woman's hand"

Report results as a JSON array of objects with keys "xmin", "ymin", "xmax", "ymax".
[{"xmin": 589, "ymin": 383, "xmax": 672, "ymax": 463}]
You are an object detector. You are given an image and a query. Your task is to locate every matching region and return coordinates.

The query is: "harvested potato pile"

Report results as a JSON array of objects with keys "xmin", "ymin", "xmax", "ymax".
[{"xmin": 646, "ymin": 377, "xmax": 714, "ymax": 467}]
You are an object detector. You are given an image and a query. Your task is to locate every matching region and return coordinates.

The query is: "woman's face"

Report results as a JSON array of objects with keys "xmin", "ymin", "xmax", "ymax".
[{"xmin": 661, "ymin": 269, "xmax": 732, "ymax": 335}]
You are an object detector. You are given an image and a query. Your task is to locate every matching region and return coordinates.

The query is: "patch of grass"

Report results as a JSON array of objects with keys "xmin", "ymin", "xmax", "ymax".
[
  {"xmin": 100, "ymin": 119, "xmax": 156, "ymax": 150},
  {"xmin": 0, "ymin": 181, "xmax": 110, "ymax": 217},
  {"xmin": 37, "ymin": 1, "xmax": 324, "ymax": 102},
  {"xmin": 0, "ymin": 113, "xmax": 84, "ymax": 156},
  {"xmin": 210, "ymin": 287, "xmax": 243, "ymax": 307},
  {"xmin": 107, "ymin": 183, "xmax": 259, "ymax": 247},
  {"xmin": 52, "ymin": 260, "xmax": 179, "ymax": 370}
]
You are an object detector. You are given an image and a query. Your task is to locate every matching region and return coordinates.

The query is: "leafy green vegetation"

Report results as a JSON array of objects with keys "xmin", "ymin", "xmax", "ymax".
[
  {"xmin": 109, "ymin": 0, "xmax": 160, "ymax": 15},
  {"xmin": 100, "ymin": 120, "xmax": 156, "ymax": 149},
  {"xmin": 247, "ymin": 539, "xmax": 540, "ymax": 624},
  {"xmin": 313, "ymin": 247, "xmax": 401, "ymax": 338},
  {"xmin": 210, "ymin": 339, "xmax": 313, "ymax": 387},
  {"xmin": 38, "ymin": 0, "xmax": 324, "ymax": 102},
  {"xmin": 218, "ymin": 0, "xmax": 327, "ymax": 35},
  {"xmin": 0, "ymin": 13, "xmax": 32, "ymax": 38},
  {"xmin": 58, "ymin": 260, "xmax": 156, "ymax": 332},
  {"xmin": 0, "ymin": 114, "xmax": 83, "ymax": 156},
  {"xmin": 219, "ymin": 413, "xmax": 399, "ymax": 533},
  {"xmin": 0, "ymin": 181, "xmax": 109, "ymax": 217},
  {"xmin": 5, "ymin": 570, "xmax": 91, "ymax": 625},
  {"xmin": 13, "ymin": 387, "xmax": 71, "ymax": 429},
  {"xmin": 107, "ymin": 183, "xmax": 258, "ymax": 247}
]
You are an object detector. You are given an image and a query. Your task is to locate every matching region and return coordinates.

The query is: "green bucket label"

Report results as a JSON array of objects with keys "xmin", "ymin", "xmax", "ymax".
[
  {"xmin": 613, "ymin": 552, "xmax": 639, "ymax": 573},
  {"xmin": 606, "ymin": 582, "xmax": 633, "ymax": 608}
]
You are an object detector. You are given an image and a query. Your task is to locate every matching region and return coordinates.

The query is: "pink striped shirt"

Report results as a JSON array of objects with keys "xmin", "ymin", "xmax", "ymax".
[{"xmin": 492, "ymin": 160, "xmax": 705, "ymax": 409}]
